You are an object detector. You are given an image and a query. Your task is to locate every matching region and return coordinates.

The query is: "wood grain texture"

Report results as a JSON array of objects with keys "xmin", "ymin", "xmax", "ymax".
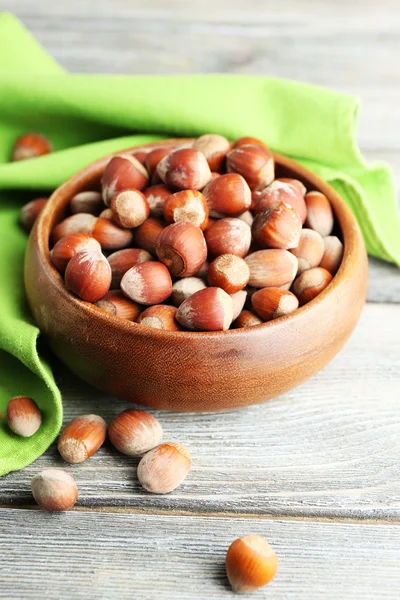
[
  {"xmin": 0, "ymin": 509, "xmax": 399, "ymax": 600},
  {"xmin": 2, "ymin": 303, "xmax": 399, "ymax": 519}
]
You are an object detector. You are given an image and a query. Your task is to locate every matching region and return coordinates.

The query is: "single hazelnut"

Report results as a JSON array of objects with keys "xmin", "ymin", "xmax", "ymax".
[
  {"xmin": 163, "ymin": 190, "xmax": 209, "ymax": 230},
  {"xmin": 138, "ymin": 304, "xmax": 182, "ymax": 331},
  {"xmin": 69, "ymin": 191, "xmax": 104, "ymax": 215},
  {"xmin": 144, "ymin": 184, "xmax": 172, "ymax": 218},
  {"xmin": 245, "ymin": 249, "xmax": 298, "ymax": 288},
  {"xmin": 156, "ymin": 148, "xmax": 212, "ymax": 190},
  {"xmin": 176, "ymin": 287, "xmax": 233, "ymax": 331},
  {"xmin": 232, "ymin": 136, "xmax": 269, "ymax": 151},
  {"xmin": 226, "ymin": 145, "xmax": 274, "ymax": 191},
  {"xmin": 155, "ymin": 222, "xmax": 207, "ymax": 278},
  {"xmin": 19, "ymin": 198, "xmax": 48, "ymax": 232},
  {"xmin": 51, "ymin": 233, "xmax": 102, "ymax": 273},
  {"xmin": 134, "ymin": 218, "xmax": 166, "ymax": 255},
  {"xmin": 276, "ymin": 177, "xmax": 307, "ymax": 197},
  {"xmin": 171, "ymin": 277, "xmax": 207, "ymax": 307},
  {"xmin": 7, "ymin": 396, "xmax": 41, "ymax": 437},
  {"xmin": 252, "ymin": 202, "xmax": 302, "ymax": 250},
  {"xmin": 252, "ymin": 287, "xmax": 299, "ymax": 321},
  {"xmin": 305, "ymin": 191, "xmax": 334, "ymax": 236},
  {"xmin": 101, "ymin": 154, "xmax": 149, "ymax": 206},
  {"xmin": 108, "ymin": 409, "xmax": 163, "ymax": 456},
  {"xmin": 226, "ymin": 535, "xmax": 278, "ymax": 593},
  {"xmin": 208, "ymin": 254, "xmax": 250, "ymax": 294},
  {"xmin": 205, "ymin": 218, "xmax": 252, "ymax": 258},
  {"xmin": 253, "ymin": 180, "xmax": 307, "ymax": 224},
  {"xmin": 94, "ymin": 290, "xmax": 142, "ymax": 320},
  {"xmin": 121, "ymin": 261, "xmax": 173, "ymax": 305},
  {"xmin": 57, "ymin": 414, "xmax": 107, "ymax": 464},
  {"xmin": 51, "ymin": 213, "xmax": 98, "ymax": 245},
  {"xmin": 137, "ymin": 442, "xmax": 191, "ymax": 494},
  {"xmin": 292, "ymin": 267, "xmax": 333, "ymax": 305},
  {"xmin": 145, "ymin": 147, "xmax": 173, "ymax": 183},
  {"xmin": 193, "ymin": 133, "xmax": 231, "ymax": 171},
  {"xmin": 65, "ymin": 248, "xmax": 112, "ymax": 302},
  {"xmin": 31, "ymin": 469, "xmax": 78, "ymax": 512},
  {"xmin": 230, "ymin": 290, "xmax": 248, "ymax": 321},
  {"xmin": 99, "ymin": 208, "xmax": 113, "ymax": 220},
  {"xmin": 319, "ymin": 235, "xmax": 344, "ymax": 275},
  {"xmin": 238, "ymin": 210, "xmax": 254, "ymax": 228},
  {"xmin": 290, "ymin": 228, "xmax": 325, "ymax": 274},
  {"xmin": 107, "ymin": 248, "xmax": 153, "ymax": 288},
  {"xmin": 232, "ymin": 310, "xmax": 263, "ymax": 328},
  {"xmin": 92, "ymin": 216, "xmax": 134, "ymax": 250},
  {"xmin": 110, "ymin": 189, "xmax": 150, "ymax": 228},
  {"xmin": 202, "ymin": 173, "xmax": 251, "ymax": 217},
  {"xmin": 12, "ymin": 133, "xmax": 51, "ymax": 161}
]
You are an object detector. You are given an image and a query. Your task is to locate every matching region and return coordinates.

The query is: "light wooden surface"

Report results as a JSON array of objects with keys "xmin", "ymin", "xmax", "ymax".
[{"xmin": 1, "ymin": 1, "xmax": 400, "ymax": 598}]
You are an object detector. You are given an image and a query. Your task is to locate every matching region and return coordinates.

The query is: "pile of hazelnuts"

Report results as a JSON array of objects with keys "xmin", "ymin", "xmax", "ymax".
[{"xmin": 29, "ymin": 134, "xmax": 344, "ymax": 331}]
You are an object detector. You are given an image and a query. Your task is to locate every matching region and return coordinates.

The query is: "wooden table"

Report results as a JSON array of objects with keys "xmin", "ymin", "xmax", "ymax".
[{"xmin": 1, "ymin": 2, "xmax": 400, "ymax": 598}]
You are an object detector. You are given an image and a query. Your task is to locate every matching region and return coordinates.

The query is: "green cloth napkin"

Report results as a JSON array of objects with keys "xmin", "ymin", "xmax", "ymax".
[{"xmin": 1, "ymin": 13, "xmax": 399, "ymax": 476}]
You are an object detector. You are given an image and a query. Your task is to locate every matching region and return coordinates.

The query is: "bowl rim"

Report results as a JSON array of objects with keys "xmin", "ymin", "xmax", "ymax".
[{"xmin": 34, "ymin": 139, "xmax": 362, "ymax": 339}]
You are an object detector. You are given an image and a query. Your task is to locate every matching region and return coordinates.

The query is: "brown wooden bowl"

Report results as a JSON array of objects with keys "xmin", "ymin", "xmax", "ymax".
[{"xmin": 25, "ymin": 139, "xmax": 368, "ymax": 412}]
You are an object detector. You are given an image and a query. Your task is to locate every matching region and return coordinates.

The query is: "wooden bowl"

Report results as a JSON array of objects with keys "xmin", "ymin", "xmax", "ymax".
[{"xmin": 25, "ymin": 140, "xmax": 368, "ymax": 412}]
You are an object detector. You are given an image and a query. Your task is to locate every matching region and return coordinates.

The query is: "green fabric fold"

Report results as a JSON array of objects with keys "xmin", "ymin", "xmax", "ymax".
[{"xmin": 0, "ymin": 12, "xmax": 399, "ymax": 475}]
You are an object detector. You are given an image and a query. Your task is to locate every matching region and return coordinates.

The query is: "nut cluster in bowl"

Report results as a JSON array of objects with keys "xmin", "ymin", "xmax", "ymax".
[{"xmin": 48, "ymin": 134, "xmax": 344, "ymax": 332}]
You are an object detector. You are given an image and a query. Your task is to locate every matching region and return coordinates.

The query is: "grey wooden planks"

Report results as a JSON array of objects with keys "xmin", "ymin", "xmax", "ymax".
[
  {"xmin": 1, "ymin": 304, "xmax": 399, "ymax": 519},
  {"xmin": 0, "ymin": 509, "xmax": 399, "ymax": 600}
]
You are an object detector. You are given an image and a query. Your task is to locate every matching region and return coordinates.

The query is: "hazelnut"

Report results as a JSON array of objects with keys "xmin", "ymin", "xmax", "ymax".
[
  {"xmin": 163, "ymin": 190, "xmax": 209, "ymax": 230},
  {"xmin": 202, "ymin": 173, "xmax": 251, "ymax": 217},
  {"xmin": 208, "ymin": 254, "xmax": 250, "ymax": 294},
  {"xmin": 110, "ymin": 190, "xmax": 150, "ymax": 228},
  {"xmin": 292, "ymin": 267, "xmax": 333, "ymax": 305},
  {"xmin": 92, "ymin": 217, "xmax": 134, "ymax": 250},
  {"xmin": 252, "ymin": 287, "xmax": 299, "ymax": 321},
  {"xmin": 51, "ymin": 213, "xmax": 98, "ymax": 245},
  {"xmin": 245, "ymin": 249, "xmax": 298, "ymax": 288},
  {"xmin": 277, "ymin": 177, "xmax": 307, "ymax": 197},
  {"xmin": 226, "ymin": 145, "xmax": 274, "ymax": 191},
  {"xmin": 319, "ymin": 236, "xmax": 344, "ymax": 275},
  {"xmin": 290, "ymin": 228, "xmax": 325, "ymax": 274},
  {"xmin": 205, "ymin": 218, "xmax": 252, "ymax": 258},
  {"xmin": 7, "ymin": 396, "xmax": 42, "ymax": 437},
  {"xmin": 252, "ymin": 202, "xmax": 302, "ymax": 250},
  {"xmin": 99, "ymin": 208, "xmax": 113, "ymax": 220},
  {"xmin": 12, "ymin": 133, "xmax": 51, "ymax": 161},
  {"xmin": 156, "ymin": 148, "xmax": 212, "ymax": 190},
  {"xmin": 193, "ymin": 133, "xmax": 231, "ymax": 171},
  {"xmin": 51, "ymin": 233, "xmax": 102, "ymax": 273},
  {"xmin": 171, "ymin": 277, "xmax": 207, "ymax": 307},
  {"xmin": 69, "ymin": 191, "xmax": 104, "ymax": 215},
  {"xmin": 121, "ymin": 261, "xmax": 173, "ymax": 305},
  {"xmin": 107, "ymin": 248, "xmax": 152, "ymax": 288},
  {"xmin": 253, "ymin": 180, "xmax": 307, "ymax": 224},
  {"xmin": 31, "ymin": 469, "xmax": 78, "ymax": 512},
  {"xmin": 132, "ymin": 149, "xmax": 151, "ymax": 165},
  {"xmin": 226, "ymin": 535, "xmax": 278, "ymax": 593},
  {"xmin": 65, "ymin": 248, "xmax": 112, "ymax": 302},
  {"xmin": 57, "ymin": 414, "xmax": 107, "ymax": 464},
  {"xmin": 101, "ymin": 154, "xmax": 149, "ymax": 206},
  {"xmin": 232, "ymin": 136, "xmax": 268, "ymax": 151},
  {"xmin": 230, "ymin": 290, "xmax": 248, "ymax": 321},
  {"xmin": 94, "ymin": 290, "xmax": 142, "ymax": 320},
  {"xmin": 176, "ymin": 287, "xmax": 233, "ymax": 331},
  {"xmin": 134, "ymin": 218, "xmax": 166, "ymax": 256},
  {"xmin": 144, "ymin": 184, "xmax": 172, "ymax": 218},
  {"xmin": 138, "ymin": 305, "xmax": 182, "ymax": 331},
  {"xmin": 108, "ymin": 409, "xmax": 163, "ymax": 456},
  {"xmin": 19, "ymin": 197, "xmax": 48, "ymax": 232},
  {"xmin": 145, "ymin": 147, "xmax": 173, "ymax": 183},
  {"xmin": 137, "ymin": 442, "xmax": 191, "ymax": 494},
  {"xmin": 305, "ymin": 191, "xmax": 334, "ymax": 236},
  {"xmin": 232, "ymin": 310, "xmax": 263, "ymax": 328},
  {"xmin": 238, "ymin": 210, "xmax": 254, "ymax": 228},
  {"xmin": 155, "ymin": 222, "xmax": 207, "ymax": 278}
]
